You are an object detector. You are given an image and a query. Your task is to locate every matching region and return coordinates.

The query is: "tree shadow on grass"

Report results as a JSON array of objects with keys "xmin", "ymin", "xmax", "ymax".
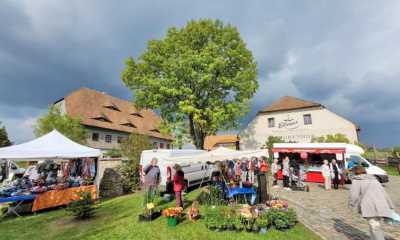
[{"xmin": 333, "ymin": 218, "xmax": 395, "ymax": 240}]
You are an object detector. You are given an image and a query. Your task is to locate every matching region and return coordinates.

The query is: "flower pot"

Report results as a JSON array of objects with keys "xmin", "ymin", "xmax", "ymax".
[
  {"xmin": 138, "ymin": 211, "xmax": 161, "ymax": 222},
  {"xmin": 252, "ymin": 225, "xmax": 260, "ymax": 233},
  {"xmin": 167, "ymin": 217, "xmax": 178, "ymax": 227},
  {"xmin": 227, "ymin": 224, "xmax": 235, "ymax": 231},
  {"xmin": 259, "ymin": 227, "xmax": 268, "ymax": 234}
]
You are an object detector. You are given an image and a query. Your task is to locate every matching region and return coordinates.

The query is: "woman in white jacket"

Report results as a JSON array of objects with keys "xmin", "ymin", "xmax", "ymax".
[{"xmin": 321, "ymin": 159, "xmax": 331, "ymax": 190}]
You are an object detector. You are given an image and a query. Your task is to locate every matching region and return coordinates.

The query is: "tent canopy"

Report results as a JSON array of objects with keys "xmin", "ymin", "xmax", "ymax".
[
  {"xmin": 165, "ymin": 147, "xmax": 268, "ymax": 165},
  {"xmin": 0, "ymin": 130, "xmax": 101, "ymax": 160}
]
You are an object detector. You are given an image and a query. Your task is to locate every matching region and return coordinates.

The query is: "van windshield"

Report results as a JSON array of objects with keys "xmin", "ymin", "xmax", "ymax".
[{"xmin": 348, "ymin": 155, "xmax": 370, "ymax": 168}]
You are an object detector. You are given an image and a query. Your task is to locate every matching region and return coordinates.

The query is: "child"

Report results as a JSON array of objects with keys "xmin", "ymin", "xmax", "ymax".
[{"xmin": 188, "ymin": 201, "xmax": 200, "ymax": 222}]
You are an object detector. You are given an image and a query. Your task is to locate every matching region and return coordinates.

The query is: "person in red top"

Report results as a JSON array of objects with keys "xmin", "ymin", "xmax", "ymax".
[
  {"xmin": 173, "ymin": 164, "xmax": 185, "ymax": 207},
  {"xmin": 260, "ymin": 158, "xmax": 269, "ymax": 173}
]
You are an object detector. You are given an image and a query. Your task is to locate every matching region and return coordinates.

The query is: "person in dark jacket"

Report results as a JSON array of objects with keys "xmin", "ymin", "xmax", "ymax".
[
  {"xmin": 143, "ymin": 158, "xmax": 160, "ymax": 206},
  {"xmin": 173, "ymin": 164, "xmax": 185, "ymax": 208},
  {"xmin": 330, "ymin": 159, "xmax": 341, "ymax": 189}
]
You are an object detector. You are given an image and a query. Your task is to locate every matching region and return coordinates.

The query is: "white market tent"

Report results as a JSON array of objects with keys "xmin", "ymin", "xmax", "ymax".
[
  {"xmin": 165, "ymin": 147, "xmax": 269, "ymax": 165},
  {"xmin": 0, "ymin": 130, "xmax": 101, "ymax": 160}
]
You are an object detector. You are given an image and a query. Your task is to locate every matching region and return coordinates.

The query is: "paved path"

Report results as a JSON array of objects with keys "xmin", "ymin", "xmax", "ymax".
[{"xmin": 271, "ymin": 176, "xmax": 400, "ymax": 240}]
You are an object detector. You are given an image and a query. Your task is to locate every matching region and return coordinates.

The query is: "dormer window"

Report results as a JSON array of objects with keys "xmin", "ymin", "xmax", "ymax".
[
  {"xmin": 104, "ymin": 102, "xmax": 120, "ymax": 112},
  {"xmin": 121, "ymin": 122, "xmax": 136, "ymax": 128},
  {"xmin": 131, "ymin": 112, "xmax": 143, "ymax": 118},
  {"xmin": 150, "ymin": 128, "xmax": 160, "ymax": 133},
  {"xmin": 92, "ymin": 113, "xmax": 112, "ymax": 123}
]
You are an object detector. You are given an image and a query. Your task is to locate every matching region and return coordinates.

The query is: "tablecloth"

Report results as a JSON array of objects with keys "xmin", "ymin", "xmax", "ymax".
[
  {"xmin": 0, "ymin": 194, "xmax": 36, "ymax": 204},
  {"xmin": 227, "ymin": 187, "xmax": 256, "ymax": 204},
  {"xmin": 32, "ymin": 185, "xmax": 96, "ymax": 212}
]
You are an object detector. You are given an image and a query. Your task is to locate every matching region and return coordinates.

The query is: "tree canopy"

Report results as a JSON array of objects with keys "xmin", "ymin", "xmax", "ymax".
[
  {"xmin": 122, "ymin": 19, "xmax": 258, "ymax": 149},
  {"xmin": 34, "ymin": 105, "xmax": 87, "ymax": 144},
  {"xmin": 0, "ymin": 122, "xmax": 12, "ymax": 147}
]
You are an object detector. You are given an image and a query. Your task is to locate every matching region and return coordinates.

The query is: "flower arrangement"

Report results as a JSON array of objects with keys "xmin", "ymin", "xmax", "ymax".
[
  {"xmin": 162, "ymin": 207, "xmax": 183, "ymax": 218},
  {"xmin": 269, "ymin": 199, "xmax": 289, "ymax": 210}
]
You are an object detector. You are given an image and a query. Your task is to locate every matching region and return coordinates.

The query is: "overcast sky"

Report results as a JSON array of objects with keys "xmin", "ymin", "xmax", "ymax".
[{"xmin": 0, "ymin": 1, "xmax": 399, "ymax": 147}]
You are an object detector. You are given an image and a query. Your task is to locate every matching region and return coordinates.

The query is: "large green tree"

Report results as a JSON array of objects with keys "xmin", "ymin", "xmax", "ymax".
[
  {"xmin": 34, "ymin": 105, "xmax": 87, "ymax": 144},
  {"xmin": 0, "ymin": 122, "xmax": 12, "ymax": 147},
  {"xmin": 122, "ymin": 19, "xmax": 258, "ymax": 149}
]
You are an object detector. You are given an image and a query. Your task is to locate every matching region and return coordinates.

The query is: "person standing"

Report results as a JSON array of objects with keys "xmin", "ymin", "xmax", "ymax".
[
  {"xmin": 241, "ymin": 159, "xmax": 249, "ymax": 182},
  {"xmin": 321, "ymin": 159, "xmax": 332, "ymax": 190},
  {"xmin": 173, "ymin": 164, "xmax": 185, "ymax": 208},
  {"xmin": 143, "ymin": 157, "xmax": 160, "ymax": 206},
  {"xmin": 271, "ymin": 159, "xmax": 279, "ymax": 188},
  {"xmin": 248, "ymin": 158, "xmax": 256, "ymax": 184},
  {"xmin": 330, "ymin": 159, "xmax": 341, "ymax": 189},
  {"xmin": 349, "ymin": 166, "xmax": 395, "ymax": 240},
  {"xmin": 282, "ymin": 156, "xmax": 291, "ymax": 190}
]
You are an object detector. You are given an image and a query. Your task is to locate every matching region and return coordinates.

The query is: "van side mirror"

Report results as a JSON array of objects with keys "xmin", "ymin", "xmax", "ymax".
[{"xmin": 361, "ymin": 162, "xmax": 369, "ymax": 168}]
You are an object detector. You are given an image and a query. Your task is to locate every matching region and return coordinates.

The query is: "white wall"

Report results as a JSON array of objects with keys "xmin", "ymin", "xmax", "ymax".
[{"xmin": 239, "ymin": 107, "xmax": 359, "ymax": 149}]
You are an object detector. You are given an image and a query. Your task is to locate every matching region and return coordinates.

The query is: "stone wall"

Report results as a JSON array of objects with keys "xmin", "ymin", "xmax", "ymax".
[{"xmin": 95, "ymin": 158, "xmax": 123, "ymax": 196}]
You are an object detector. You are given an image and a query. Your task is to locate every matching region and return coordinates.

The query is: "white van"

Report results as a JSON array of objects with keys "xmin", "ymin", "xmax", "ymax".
[
  {"xmin": 273, "ymin": 143, "xmax": 389, "ymax": 183},
  {"xmin": 140, "ymin": 149, "xmax": 214, "ymax": 192}
]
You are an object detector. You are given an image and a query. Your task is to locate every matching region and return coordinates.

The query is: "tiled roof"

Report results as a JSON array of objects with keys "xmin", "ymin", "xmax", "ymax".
[
  {"xmin": 258, "ymin": 96, "xmax": 322, "ymax": 114},
  {"xmin": 204, "ymin": 135, "xmax": 239, "ymax": 150},
  {"xmin": 63, "ymin": 87, "xmax": 173, "ymax": 140}
]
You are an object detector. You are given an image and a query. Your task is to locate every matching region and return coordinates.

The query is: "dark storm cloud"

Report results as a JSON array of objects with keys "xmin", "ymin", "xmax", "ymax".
[
  {"xmin": 292, "ymin": 71, "xmax": 348, "ymax": 101},
  {"xmin": 0, "ymin": 0, "xmax": 399, "ymax": 147}
]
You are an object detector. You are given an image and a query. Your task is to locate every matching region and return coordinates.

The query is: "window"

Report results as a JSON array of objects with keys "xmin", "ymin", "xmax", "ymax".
[
  {"xmin": 153, "ymin": 142, "xmax": 158, "ymax": 148},
  {"xmin": 303, "ymin": 114, "xmax": 312, "ymax": 125},
  {"xmin": 131, "ymin": 112, "xmax": 143, "ymax": 118},
  {"xmin": 159, "ymin": 142, "xmax": 164, "ymax": 149},
  {"xmin": 166, "ymin": 143, "xmax": 170, "ymax": 149},
  {"xmin": 117, "ymin": 136, "xmax": 124, "ymax": 143},
  {"xmin": 92, "ymin": 132, "xmax": 99, "ymax": 142},
  {"xmin": 268, "ymin": 118, "xmax": 275, "ymax": 128},
  {"xmin": 105, "ymin": 134, "xmax": 112, "ymax": 143}
]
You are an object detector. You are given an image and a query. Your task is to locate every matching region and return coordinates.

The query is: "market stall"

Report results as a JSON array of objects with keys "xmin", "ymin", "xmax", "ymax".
[
  {"xmin": 0, "ymin": 130, "xmax": 101, "ymax": 213},
  {"xmin": 272, "ymin": 143, "xmax": 347, "ymax": 183}
]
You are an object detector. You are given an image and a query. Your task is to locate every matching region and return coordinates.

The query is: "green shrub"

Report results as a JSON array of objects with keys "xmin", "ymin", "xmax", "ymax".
[
  {"xmin": 66, "ymin": 191, "xmax": 97, "ymax": 220},
  {"xmin": 267, "ymin": 208, "xmax": 297, "ymax": 230}
]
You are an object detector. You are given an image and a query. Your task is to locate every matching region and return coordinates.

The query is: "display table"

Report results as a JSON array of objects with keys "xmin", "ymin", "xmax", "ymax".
[
  {"xmin": 0, "ymin": 194, "xmax": 36, "ymax": 216},
  {"xmin": 277, "ymin": 170, "xmax": 324, "ymax": 183},
  {"xmin": 32, "ymin": 185, "xmax": 96, "ymax": 212},
  {"xmin": 227, "ymin": 187, "xmax": 256, "ymax": 205}
]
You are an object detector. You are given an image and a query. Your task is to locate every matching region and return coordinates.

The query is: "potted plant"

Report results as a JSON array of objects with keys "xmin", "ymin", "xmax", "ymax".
[
  {"xmin": 138, "ymin": 203, "xmax": 161, "ymax": 222},
  {"xmin": 162, "ymin": 207, "xmax": 183, "ymax": 227},
  {"xmin": 234, "ymin": 216, "xmax": 243, "ymax": 232},
  {"xmin": 256, "ymin": 217, "xmax": 268, "ymax": 234}
]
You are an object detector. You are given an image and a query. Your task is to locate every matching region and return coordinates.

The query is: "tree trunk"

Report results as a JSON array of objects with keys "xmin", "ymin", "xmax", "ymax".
[{"xmin": 188, "ymin": 115, "xmax": 205, "ymax": 149}]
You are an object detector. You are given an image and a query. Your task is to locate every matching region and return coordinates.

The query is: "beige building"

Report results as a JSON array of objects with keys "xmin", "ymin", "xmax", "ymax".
[
  {"xmin": 55, "ymin": 88, "xmax": 173, "ymax": 151},
  {"xmin": 240, "ymin": 96, "xmax": 360, "ymax": 149}
]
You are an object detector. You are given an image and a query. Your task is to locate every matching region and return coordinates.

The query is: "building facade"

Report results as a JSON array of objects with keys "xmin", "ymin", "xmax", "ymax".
[
  {"xmin": 55, "ymin": 88, "xmax": 173, "ymax": 151},
  {"xmin": 240, "ymin": 96, "xmax": 360, "ymax": 149}
]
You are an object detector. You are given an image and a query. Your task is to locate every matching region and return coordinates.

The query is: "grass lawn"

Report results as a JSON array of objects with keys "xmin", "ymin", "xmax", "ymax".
[
  {"xmin": 0, "ymin": 189, "xmax": 321, "ymax": 240},
  {"xmin": 382, "ymin": 165, "xmax": 400, "ymax": 176}
]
